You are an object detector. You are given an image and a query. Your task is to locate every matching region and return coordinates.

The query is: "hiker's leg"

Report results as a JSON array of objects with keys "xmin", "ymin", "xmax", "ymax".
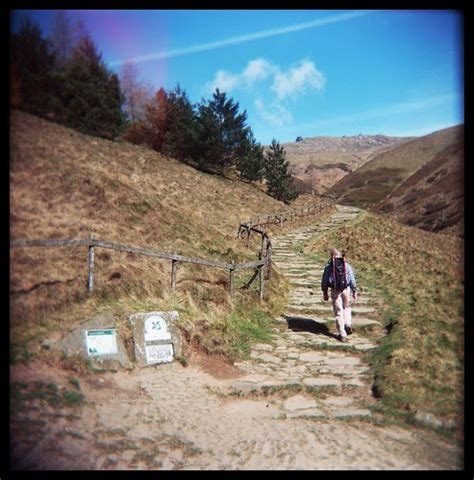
[
  {"xmin": 341, "ymin": 287, "xmax": 352, "ymax": 328},
  {"xmin": 331, "ymin": 289, "xmax": 346, "ymax": 337}
]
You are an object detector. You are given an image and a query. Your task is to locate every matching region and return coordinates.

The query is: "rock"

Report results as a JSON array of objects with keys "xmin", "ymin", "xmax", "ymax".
[
  {"xmin": 253, "ymin": 343, "xmax": 274, "ymax": 352},
  {"xmin": 298, "ymin": 352, "xmax": 327, "ymax": 363},
  {"xmin": 287, "ymin": 408, "xmax": 325, "ymax": 419},
  {"xmin": 414, "ymin": 411, "xmax": 456, "ymax": 430},
  {"xmin": 230, "ymin": 381, "xmax": 262, "ymax": 395},
  {"xmin": 302, "ymin": 377, "xmax": 342, "ymax": 387},
  {"xmin": 283, "ymin": 395, "xmax": 318, "ymax": 411},
  {"xmin": 41, "ymin": 339, "xmax": 54, "ymax": 350},
  {"xmin": 332, "ymin": 409, "xmax": 372, "ymax": 418},
  {"xmin": 57, "ymin": 313, "xmax": 133, "ymax": 371},
  {"xmin": 254, "ymin": 353, "xmax": 282, "ymax": 364},
  {"xmin": 324, "ymin": 356, "xmax": 361, "ymax": 366},
  {"xmin": 321, "ymin": 396, "xmax": 355, "ymax": 407},
  {"xmin": 129, "ymin": 311, "xmax": 182, "ymax": 367}
]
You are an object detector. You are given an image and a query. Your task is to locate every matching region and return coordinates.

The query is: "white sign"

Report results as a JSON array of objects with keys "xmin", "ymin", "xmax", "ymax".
[
  {"xmin": 85, "ymin": 328, "xmax": 118, "ymax": 356},
  {"xmin": 145, "ymin": 343, "xmax": 174, "ymax": 365},
  {"xmin": 144, "ymin": 314, "xmax": 171, "ymax": 342}
]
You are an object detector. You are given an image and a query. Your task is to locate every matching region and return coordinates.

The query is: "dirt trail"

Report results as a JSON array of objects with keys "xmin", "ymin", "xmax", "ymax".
[{"xmin": 10, "ymin": 206, "xmax": 463, "ymax": 470}]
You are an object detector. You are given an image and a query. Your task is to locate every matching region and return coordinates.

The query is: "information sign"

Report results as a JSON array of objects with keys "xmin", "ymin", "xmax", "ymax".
[
  {"xmin": 85, "ymin": 328, "xmax": 118, "ymax": 356},
  {"xmin": 145, "ymin": 343, "xmax": 174, "ymax": 365}
]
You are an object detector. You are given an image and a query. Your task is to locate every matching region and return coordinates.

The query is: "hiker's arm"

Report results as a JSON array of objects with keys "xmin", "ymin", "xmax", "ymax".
[
  {"xmin": 321, "ymin": 265, "xmax": 329, "ymax": 300},
  {"xmin": 347, "ymin": 264, "xmax": 357, "ymax": 294}
]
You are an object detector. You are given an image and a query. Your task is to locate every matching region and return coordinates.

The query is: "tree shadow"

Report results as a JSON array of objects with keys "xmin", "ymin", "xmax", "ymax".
[{"xmin": 284, "ymin": 315, "xmax": 338, "ymax": 340}]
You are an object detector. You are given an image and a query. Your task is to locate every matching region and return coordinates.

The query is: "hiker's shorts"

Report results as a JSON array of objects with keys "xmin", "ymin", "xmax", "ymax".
[{"xmin": 330, "ymin": 287, "xmax": 352, "ymax": 337}]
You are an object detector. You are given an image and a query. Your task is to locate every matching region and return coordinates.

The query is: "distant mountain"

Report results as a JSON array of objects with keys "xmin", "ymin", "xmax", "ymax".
[
  {"xmin": 325, "ymin": 125, "xmax": 464, "ymax": 211},
  {"xmin": 279, "ymin": 134, "xmax": 414, "ymax": 194},
  {"xmin": 373, "ymin": 133, "xmax": 464, "ymax": 236}
]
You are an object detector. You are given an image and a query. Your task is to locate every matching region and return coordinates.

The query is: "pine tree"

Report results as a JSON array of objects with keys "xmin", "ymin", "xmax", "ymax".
[
  {"xmin": 10, "ymin": 17, "xmax": 58, "ymax": 115},
  {"xmin": 162, "ymin": 84, "xmax": 197, "ymax": 163},
  {"xmin": 264, "ymin": 139, "xmax": 299, "ymax": 203},
  {"xmin": 195, "ymin": 89, "xmax": 250, "ymax": 174},
  {"xmin": 58, "ymin": 35, "xmax": 126, "ymax": 138},
  {"xmin": 238, "ymin": 132, "xmax": 264, "ymax": 182}
]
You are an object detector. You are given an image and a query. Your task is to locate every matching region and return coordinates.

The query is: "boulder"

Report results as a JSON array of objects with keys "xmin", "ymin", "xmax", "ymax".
[
  {"xmin": 56, "ymin": 313, "xmax": 133, "ymax": 371},
  {"xmin": 129, "ymin": 311, "xmax": 182, "ymax": 367}
]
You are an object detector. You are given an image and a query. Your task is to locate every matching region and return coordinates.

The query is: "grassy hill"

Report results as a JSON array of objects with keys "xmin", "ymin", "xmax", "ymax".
[
  {"xmin": 303, "ymin": 210, "xmax": 464, "ymax": 430},
  {"xmin": 11, "ymin": 110, "xmax": 315, "ymax": 362},
  {"xmin": 325, "ymin": 125, "xmax": 464, "ymax": 209},
  {"xmin": 372, "ymin": 137, "xmax": 464, "ymax": 237},
  {"xmin": 280, "ymin": 134, "xmax": 413, "ymax": 194}
]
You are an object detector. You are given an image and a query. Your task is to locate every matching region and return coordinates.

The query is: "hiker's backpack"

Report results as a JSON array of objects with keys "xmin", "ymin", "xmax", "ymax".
[{"xmin": 328, "ymin": 256, "xmax": 348, "ymax": 290}]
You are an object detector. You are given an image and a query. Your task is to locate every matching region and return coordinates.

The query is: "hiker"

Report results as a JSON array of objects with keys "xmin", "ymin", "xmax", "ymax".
[{"xmin": 321, "ymin": 248, "xmax": 357, "ymax": 342}]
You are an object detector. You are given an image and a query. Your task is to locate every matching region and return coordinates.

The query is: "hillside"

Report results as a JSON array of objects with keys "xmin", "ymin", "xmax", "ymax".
[
  {"xmin": 325, "ymin": 125, "xmax": 464, "ymax": 209},
  {"xmin": 10, "ymin": 110, "xmax": 299, "ymax": 359},
  {"xmin": 372, "ymin": 139, "xmax": 464, "ymax": 236},
  {"xmin": 303, "ymin": 209, "xmax": 464, "ymax": 429},
  {"xmin": 280, "ymin": 134, "xmax": 413, "ymax": 194}
]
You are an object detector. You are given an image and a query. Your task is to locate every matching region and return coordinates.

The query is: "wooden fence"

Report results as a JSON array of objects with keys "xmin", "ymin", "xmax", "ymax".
[{"xmin": 10, "ymin": 197, "xmax": 335, "ymax": 301}]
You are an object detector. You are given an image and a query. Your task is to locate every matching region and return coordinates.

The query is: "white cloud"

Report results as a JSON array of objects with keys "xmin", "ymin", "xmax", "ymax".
[
  {"xmin": 204, "ymin": 58, "xmax": 276, "ymax": 94},
  {"xmin": 204, "ymin": 69, "xmax": 240, "ymax": 94},
  {"xmin": 271, "ymin": 59, "xmax": 325, "ymax": 100},
  {"xmin": 254, "ymin": 97, "xmax": 293, "ymax": 127},
  {"xmin": 204, "ymin": 57, "xmax": 325, "ymax": 101},
  {"xmin": 242, "ymin": 58, "xmax": 276, "ymax": 84},
  {"xmin": 204, "ymin": 57, "xmax": 326, "ymax": 129}
]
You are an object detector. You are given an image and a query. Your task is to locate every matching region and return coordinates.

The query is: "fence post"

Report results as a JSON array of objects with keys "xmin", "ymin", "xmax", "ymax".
[
  {"xmin": 261, "ymin": 234, "xmax": 267, "ymax": 257},
  {"xmin": 229, "ymin": 261, "xmax": 235, "ymax": 298},
  {"xmin": 258, "ymin": 252, "xmax": 264, "ymax": 301},
  {"xmin": 171, "ymin": 257, "xmax": 178, "ymax": 290},
  {"xmin": 87, "ymin": 233, "xmax": 95, "ymax": 294}
]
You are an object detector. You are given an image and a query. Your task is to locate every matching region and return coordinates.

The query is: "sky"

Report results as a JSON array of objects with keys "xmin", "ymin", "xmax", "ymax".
[{"xmin": 11, "ymin": 9, "xmax": 464, "ymax": 145}]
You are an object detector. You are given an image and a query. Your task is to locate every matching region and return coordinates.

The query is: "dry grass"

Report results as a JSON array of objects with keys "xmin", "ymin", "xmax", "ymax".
[
  {"xmin": 281, "ymin": 134, "xmax": 413, "ymax": 194},
  {"xmin": 10, "ymin": 110, "xmax": 320, "ymax": 360},
  {"xmin": 373, "ymin": 139, "xmax": 464, "ymax": 237},
  {"xmin": 326, "ymin": 125, "xmax": 463, "ymax": 209},
  {"xmin": 303, "ymin": 210, "xmax": 464, "ymax": 426}
]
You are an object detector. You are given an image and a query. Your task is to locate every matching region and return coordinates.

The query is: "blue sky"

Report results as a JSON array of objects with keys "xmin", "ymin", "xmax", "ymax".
[{"xmin": 11, "ymin": 9, "xmax": 464, "ymax": 145}]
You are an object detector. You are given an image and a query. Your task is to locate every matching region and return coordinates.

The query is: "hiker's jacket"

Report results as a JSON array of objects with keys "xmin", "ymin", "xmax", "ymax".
[{"xmin": 321, "ymin": 258, "xmax": 357, "ymax": 293}]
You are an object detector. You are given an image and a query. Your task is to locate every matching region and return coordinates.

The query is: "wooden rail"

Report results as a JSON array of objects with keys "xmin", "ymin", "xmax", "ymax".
[{"xmin": 10, "ymin": 197, "xmax": 334, "ymax": 301}]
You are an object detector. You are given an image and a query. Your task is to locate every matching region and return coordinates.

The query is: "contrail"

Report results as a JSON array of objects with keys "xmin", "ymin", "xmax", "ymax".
[{"xmin": 110, "ymin": 10, "xmax": 374, "ymax": 66}]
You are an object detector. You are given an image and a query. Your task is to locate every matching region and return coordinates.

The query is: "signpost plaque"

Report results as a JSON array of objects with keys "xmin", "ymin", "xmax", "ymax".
[
  {"xmin": 129, "ymin": 311, "xmax": 182, "ymax": 367},
  {"xmin": 144, "ymin": 314, "xmax": 172, "ymax": 342},
  {"xmin": 85, "ymin": 328, "xmax": 118, "ymax": 357},
  {"xmin": 145, "ymin": 343, "xmax": 174, "ymax": 365}
]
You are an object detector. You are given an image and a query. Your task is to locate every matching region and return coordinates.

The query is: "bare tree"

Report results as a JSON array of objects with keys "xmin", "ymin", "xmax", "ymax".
[{"xmin": 119, "ymin": 60, "xmax": 152, "ymax": 122}]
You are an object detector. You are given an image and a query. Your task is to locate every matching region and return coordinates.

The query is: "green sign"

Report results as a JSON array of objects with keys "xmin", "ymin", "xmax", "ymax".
[{"xmin": 85, "ymin": 328, "xmax": 118, "ymax": 356}]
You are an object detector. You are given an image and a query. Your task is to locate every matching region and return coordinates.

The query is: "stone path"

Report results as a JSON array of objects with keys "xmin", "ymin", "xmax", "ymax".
[
  {"xmin": 227, "ymin": 205, "xmax": 383, "ymax": 420},
  {"xmin": 10, "ymin": 205, "xmax": 463, "ymax": 470}
]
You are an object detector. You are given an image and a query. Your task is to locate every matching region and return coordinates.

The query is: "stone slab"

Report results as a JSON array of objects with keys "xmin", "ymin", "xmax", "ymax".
[
  {"xmin": 283, "ymin": 395, "xmax": 318, "ymax": 411},
  {"xmin": 302, "ymin": 377, "xmax": 342, "ymax": 387},
  {"xmin": 129, "ymin": 311, "xmax": 182, "ymax": 367},
  {"xmin": 298, "ymin": 352, "xmax": 328, "ymax": 363},
  {"xmin": 286, "ymin": 408, "xmax": 326, "ymax": 419},
  {"xmin": 56, "ymin": 314, "xmax": 133, "ymax": 371},
  {"xmin": 332, "ymin": 409, "xmax": 372, "ymax": 418}
]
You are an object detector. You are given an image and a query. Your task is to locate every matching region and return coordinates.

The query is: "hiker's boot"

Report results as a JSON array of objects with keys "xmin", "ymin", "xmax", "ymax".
[
  {"xmin": 345, "ymin": 325, "xmax": 353, "ymax": 336},
  {"xmin": 338, "ymin": 334, "xmax": 349, "ymax": 343}
]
